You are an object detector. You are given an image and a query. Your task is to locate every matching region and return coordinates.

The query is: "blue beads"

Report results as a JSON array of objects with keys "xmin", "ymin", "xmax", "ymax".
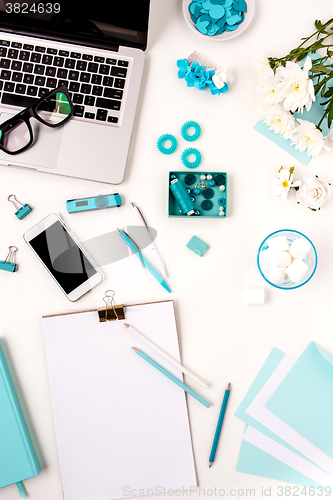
[{"xmin": 218, "ymin": 198, "xmax": 225, "ymax": 206}]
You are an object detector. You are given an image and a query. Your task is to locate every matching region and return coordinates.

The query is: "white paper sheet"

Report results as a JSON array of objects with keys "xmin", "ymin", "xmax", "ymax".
[
  {"xmin": 42, "ymin": 301, "xmax": 197, "ymax": 500},
  {"xmin": 246, "ymin": 353, "xmax": 333, "ymax": 475},
  {"xmin": 243, "ymin": 427, "xmax": 333, "ymax": 486}
]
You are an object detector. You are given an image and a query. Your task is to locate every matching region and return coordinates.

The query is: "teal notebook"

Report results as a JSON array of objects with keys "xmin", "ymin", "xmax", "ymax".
[{"xmin": 0, "ymin": 344, "xmax": 40, "ymax": 490}]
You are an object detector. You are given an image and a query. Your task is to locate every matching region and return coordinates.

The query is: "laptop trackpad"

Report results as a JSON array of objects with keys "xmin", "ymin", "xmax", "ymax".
[{"xmin": 0, "ymin": 112, "xmax": 63, "ymax": 169}]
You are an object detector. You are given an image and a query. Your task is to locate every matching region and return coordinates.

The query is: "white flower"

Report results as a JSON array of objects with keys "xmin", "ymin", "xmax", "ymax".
[
  {"xmin": 275, "ymin": 56, "xmax": 315, "ymax": 113},
  {"xmin": 296, "ymin": 176, "xmax": 332, "ymax": 210},
  {"xmin": 291, "ymin": 119, "xmax": 331, "ymax": 157},
  {"xmin": 256, "ymin": 103, "xmax": 296, "ymax": 139},
  {"xmin": 212, "ymin": 65, "xmax": 234, "ymax": 89},
  {"xmin": 256, "ymin": 65, "xmax": 280, "ymax": 103},
  {"xmin": 271, "ymin": 167, "xmax": 301, "ymax": 200},
  {"xmin": 254, "ymin": 54, "xmax": 271, "ymax": 78},
  {"xmin": 324, "ymin": 128, "xmax": 333, "ymax": 148}
]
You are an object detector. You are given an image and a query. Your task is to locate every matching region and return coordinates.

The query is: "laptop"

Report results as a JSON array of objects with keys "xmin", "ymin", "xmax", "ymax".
[{"xmin": 0, "ymin": 0, "xmax": 150, "ymax": 184}]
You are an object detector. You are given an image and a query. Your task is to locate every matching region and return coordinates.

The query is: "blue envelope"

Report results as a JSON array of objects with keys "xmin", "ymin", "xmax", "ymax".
[
  {"xmin": 235, "ymin": 347, "xmax": 320, "ymax": 486},
  {"xmin": 266, "ymin": 341, "xmax": 333, "ymax": 458},
  {"xmin": 237, "ymin": 428, "xmax": 320, "ymax": 487}
]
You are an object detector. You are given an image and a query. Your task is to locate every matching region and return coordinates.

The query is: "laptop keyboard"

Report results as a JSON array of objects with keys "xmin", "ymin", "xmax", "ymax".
[{"xmin": 0, "ymin": 39, "xmax": 129, "ymax": 125}]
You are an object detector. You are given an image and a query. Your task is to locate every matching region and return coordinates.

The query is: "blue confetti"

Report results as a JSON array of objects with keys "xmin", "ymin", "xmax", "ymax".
[{"xmin": 188, "ymin": 0, "xmax": 246, "ymax": 36}]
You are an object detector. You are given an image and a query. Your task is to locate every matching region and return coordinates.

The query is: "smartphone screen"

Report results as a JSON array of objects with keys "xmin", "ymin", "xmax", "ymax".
[{"xmin": 29, "ymin": 220, "xmax": 97, "ymax": 294}]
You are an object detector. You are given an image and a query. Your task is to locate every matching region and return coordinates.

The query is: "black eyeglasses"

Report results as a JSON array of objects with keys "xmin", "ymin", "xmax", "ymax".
[{"xmin": 0, "ymin": 85, "xmax": 73, "ymax": 155}]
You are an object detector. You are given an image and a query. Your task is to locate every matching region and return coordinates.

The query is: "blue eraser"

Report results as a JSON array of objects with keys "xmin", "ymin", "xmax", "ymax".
[{"xmin": 186, "ymin": 236, "xmax": 209, "ymax": 257}]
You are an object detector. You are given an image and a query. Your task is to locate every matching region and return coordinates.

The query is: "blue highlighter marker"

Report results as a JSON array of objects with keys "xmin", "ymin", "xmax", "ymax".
[{"xmin": 66, "ymin": 194, "xmax": 121, "ymax": 214}]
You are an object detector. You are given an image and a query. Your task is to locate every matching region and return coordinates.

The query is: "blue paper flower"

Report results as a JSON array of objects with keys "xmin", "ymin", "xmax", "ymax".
[
  {"xmin": 177, "ymin": 58, "xmax": 191, "ymax": 79},
  {"xmin": 176, "ymin": 57, "xmax": 230, "ymax": 96}
]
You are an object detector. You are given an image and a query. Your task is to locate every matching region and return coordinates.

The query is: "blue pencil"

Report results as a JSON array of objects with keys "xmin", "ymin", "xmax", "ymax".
[
  {"xmin": 132, "ymin": 348, "xmax": 210, "ymax": 408},
  {"xmin": 209, "ymin": 383, "xmax": 231, "ymax": 467}
]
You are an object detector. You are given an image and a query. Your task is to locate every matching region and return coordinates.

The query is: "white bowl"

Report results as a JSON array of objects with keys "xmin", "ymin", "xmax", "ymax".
[{"xmin": 182, "ymin": 0, "xmax": 255, "ymax": 41}]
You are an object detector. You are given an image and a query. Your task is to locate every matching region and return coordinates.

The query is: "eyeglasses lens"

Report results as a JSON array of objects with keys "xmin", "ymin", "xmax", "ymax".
[
  {"xmin": 0, "ymin": 119, "xmax": 31, "ymax": 153},
  {"xmin": 36, "ymin": 91, "xmax": 72, "ymax": 125}
]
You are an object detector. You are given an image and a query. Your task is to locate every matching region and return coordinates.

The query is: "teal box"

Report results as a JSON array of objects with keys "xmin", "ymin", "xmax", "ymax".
[{"xmin": 168, "ymin": 171, "xmax": 227, "ymax": 218}]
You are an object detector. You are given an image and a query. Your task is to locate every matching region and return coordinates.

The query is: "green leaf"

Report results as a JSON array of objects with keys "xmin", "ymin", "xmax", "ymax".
[
  {"xmin": 315, "ymin": 20, "xmax": 323, "ymax": 31},
  {"xmin": 324, "ymin": 87, "xmax": 333, "ymax": 98},
  {"xmin": 311, "ymin": 41, "xmax": 324, "ymax": 52},
  {"xmin": 314, "ymin": 20, "xmax": 329, "ymax": 34},
  {"xmin": 308, "ymin": 207, "xmax": 317, "ymax": 211},
  {"xmin": 311, "ymin": 64, "xmax": 331, "ymax": 74}
]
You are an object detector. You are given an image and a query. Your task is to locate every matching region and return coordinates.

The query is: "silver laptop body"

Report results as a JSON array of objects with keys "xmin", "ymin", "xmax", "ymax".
[{"xmin": 0, "ymin": 2, "xmax": 149, "ymax": 184}]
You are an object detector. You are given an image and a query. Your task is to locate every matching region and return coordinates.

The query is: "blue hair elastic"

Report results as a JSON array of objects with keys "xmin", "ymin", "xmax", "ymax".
[
  {"xmin": 157, "ymin": 134, "xmax": 178, "ymax": 154},
  {"xmin": 181, "ymin": 148, "xmax": 202, "ymax": 169},
  {"xmin": 181, "ymin": 121, "xmax": 201, "ymax": 142}
]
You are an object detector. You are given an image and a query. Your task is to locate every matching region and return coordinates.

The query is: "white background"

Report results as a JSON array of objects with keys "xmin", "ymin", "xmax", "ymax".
[{"xmin": 1, "ymin": 0, "xmax": 333, "ymax": 499}]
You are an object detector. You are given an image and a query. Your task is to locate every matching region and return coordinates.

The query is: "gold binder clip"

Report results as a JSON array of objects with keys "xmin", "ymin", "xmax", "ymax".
[{"xmin": 98, "ymin": 290, "xmax": 125, "ymax": 322}]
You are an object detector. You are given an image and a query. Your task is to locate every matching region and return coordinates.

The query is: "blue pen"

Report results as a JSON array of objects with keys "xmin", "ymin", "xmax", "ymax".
[{"xmin": 117, "ymin": 229, "xmax": 171, "ymax": 293}]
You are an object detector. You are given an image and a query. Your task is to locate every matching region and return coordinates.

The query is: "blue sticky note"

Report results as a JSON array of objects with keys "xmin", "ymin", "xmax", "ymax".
[
  {"xmin": 235, "ymin": 348, "xmax": 321, "ymax": 486},
  {"xmin": 266, "ymin": 342, "xmax": 333, "ymax": 459}
]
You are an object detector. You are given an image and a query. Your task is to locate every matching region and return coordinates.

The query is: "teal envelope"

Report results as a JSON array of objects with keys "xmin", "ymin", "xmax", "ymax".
[
  {"xmin": 253, "ymin": 121, "xmax": 311, "ymax": 164},
  {"xmin": 266, "ymin": 341, "xmax": 333, "ymax": 459},
  {"xmin": 237, "ymin": 427, "xmax": 320, "ymax": 487},
  {"xmin": 235, "ymin": 347, "xmax": 320, "ymax": 486}
]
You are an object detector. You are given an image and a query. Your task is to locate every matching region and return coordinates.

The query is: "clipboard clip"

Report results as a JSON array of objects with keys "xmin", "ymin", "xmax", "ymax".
[{"xmin": 98, "ymin": 290, "xmax": 125, "ymax": 322}]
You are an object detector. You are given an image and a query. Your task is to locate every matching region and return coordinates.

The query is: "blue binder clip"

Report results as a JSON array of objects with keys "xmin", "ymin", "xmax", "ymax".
[
  {"xmin": 8, "ymin": 194, "xmax": 32, "ymax": 220},
  {"xmin": 0, "ymin": 246, "xmax": 18, "ymax": 272}
]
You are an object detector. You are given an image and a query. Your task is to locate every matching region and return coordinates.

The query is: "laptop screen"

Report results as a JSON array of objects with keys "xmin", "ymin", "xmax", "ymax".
[{"xmin": 0, "ymin": 0, "xmax": 150, "ymax": 51}]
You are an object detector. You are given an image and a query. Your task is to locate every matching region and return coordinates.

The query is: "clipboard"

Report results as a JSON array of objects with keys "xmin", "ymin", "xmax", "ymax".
[{"xmin": 42, "ymin": 296, "xmax": 197, "ymax": 500}]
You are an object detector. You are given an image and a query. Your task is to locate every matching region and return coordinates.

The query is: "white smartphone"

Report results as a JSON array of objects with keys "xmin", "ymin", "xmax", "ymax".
[{"xmin": 24, "ymin": 213, "xmax": 103, "ymax": 301}]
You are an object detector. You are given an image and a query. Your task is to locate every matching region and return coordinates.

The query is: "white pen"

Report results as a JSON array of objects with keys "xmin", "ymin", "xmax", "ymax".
[{"xmin": 131, "ymin": 202, "xmax": 167, "ymax": 278}]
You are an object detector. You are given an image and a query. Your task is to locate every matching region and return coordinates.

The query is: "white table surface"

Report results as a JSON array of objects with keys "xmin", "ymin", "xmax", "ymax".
[{"xmin": 2, "ymin": 1, "xmax": 333, "ymax": 499}]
